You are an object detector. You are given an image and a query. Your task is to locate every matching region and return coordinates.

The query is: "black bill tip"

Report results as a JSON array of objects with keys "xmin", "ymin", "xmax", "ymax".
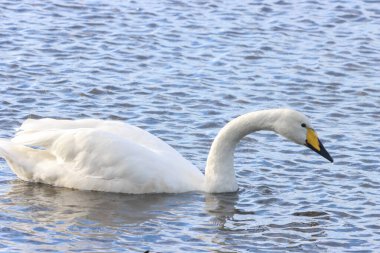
[{"xmin": 306, "ymin": 138, "xmax": 334, "ymax": 163}]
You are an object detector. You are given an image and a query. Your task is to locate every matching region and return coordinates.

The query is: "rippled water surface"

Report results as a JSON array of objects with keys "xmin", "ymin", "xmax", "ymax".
[{"xmin": 1, "ymin": 0, "xmax": 380, "ymax": 252}]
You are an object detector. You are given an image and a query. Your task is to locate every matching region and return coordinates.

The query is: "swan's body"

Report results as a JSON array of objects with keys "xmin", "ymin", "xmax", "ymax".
[{"xmin": 0, "ymin": 109, "xmax": 333, "ymax": 194}]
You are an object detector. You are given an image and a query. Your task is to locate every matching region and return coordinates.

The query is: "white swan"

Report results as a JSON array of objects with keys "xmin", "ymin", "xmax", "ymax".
[{"xmin": 0, "ymin": 109, "xmax": 333, "ymax": 194}]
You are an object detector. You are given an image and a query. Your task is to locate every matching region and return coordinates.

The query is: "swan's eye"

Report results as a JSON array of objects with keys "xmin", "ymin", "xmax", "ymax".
[{"xmin": 301, "ymin": 123, "xmax": 307, "ymax": 128}]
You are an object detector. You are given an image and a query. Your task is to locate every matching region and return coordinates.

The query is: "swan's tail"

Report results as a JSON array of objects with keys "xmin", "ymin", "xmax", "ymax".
[
  {"xmin": 0, "ymin": 139, "xmax": 16, "ymax": 162},
  {"xmin": 0, "ymin": 139, "xmax": 30, "ymax": 180},
  {"xmin": 0, "ymin": 139, "xmax": 53, "ymax": 182}
]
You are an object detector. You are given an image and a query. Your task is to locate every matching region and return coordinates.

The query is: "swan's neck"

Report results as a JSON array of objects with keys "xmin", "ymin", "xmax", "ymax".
[{"xmin": 204, "ymin": 110, "xmax": 280, "ymax": 193}]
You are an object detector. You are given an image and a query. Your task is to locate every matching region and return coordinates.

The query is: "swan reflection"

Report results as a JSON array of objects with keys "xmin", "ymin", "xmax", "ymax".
[
  {"xmin": 3, "ymin": 180, "xmax": 197, "ymax": 226},
  {"xmin": 204, "ymin": 192, "xmax": 240, "ymax": 227},
  {"xmin": 3, "ymin": 179, "xmax": 244, "ymax": 228}
]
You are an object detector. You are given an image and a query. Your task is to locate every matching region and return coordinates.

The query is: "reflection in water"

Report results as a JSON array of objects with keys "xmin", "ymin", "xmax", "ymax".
[
  {"xmin": 204, "ymin": 190, "xmax": 328, "ymax": 252},
  {"xmin": 1, "ymin": 180, "xmax": 254, "ymax": 252},
  {"xmin": 1, "ymin": 180, "xmax": 209, "ymax": 252},
  {"xmin": 3, "ymin": 180, "xmax": 191, "ymax": 226},
  {"xmin": 204, "ymin": 192, "xmax": 239, "ymax": 227},
  {"xmin": 5, "ymin": 180, "xmax": 245, "ymax": 230},
  {"xmin": 0, "ymin": 176, "xmax": 357, "ymax": 252}
]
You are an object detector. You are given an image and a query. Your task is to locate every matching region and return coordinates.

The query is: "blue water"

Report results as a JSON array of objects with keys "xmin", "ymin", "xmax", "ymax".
[{"xmin": 1, "ymin": 0, "xmax": 380, "ymax": 252}]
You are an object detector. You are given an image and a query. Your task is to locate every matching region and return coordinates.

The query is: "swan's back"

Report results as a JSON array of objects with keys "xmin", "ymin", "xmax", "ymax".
[{"xmin": 0, "ymin": 118, "xmax": 204, "ymax": 193}]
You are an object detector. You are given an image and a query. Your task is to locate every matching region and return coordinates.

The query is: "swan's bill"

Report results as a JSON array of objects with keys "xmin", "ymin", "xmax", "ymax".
[{"xmin": 305, "ymin": 128, "xmax": 334, "ymax": 163}]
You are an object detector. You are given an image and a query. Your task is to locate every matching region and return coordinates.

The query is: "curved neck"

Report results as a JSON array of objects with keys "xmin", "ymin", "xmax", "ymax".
[{"xmin": 204, "ymin": 109, "xmax": 282, "ymax": 193}]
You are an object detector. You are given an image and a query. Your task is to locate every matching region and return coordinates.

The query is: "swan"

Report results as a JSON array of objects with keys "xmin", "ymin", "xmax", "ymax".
[{"xmin": 0, "ymin": 109, "xmax": 333, "ymax": 194}]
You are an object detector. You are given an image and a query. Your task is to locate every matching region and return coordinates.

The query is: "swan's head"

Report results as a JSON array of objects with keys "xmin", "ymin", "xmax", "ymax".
[{"xmin": 273, "ymin": 109, "xmax": 333, "ymax": 163}]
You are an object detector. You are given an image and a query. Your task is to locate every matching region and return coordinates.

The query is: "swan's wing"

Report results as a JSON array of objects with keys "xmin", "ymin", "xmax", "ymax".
[
  {"xmin": 45, "ymin": 129, "xmax": 171, "ymax": 183},
  {"xmin": 8, "ymin": 119, "xmax": 204, "ymax": 193},
  {"xmin": 14, "ymin": 118, "xmax": 176, "ymax": 156}
]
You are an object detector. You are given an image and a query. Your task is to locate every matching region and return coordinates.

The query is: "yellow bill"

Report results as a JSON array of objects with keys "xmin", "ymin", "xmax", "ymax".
[{"xmin": 305, "ymin": 127, "xmax": 333, "ymax": 162}]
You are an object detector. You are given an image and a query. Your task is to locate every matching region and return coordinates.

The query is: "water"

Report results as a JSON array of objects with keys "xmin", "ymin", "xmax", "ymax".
[{"xmin": 0, "ymin": 0, "xmax": 379, "ymax": 252}]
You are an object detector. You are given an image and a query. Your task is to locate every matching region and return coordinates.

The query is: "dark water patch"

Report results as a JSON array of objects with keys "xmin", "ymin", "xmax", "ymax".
[{"xmin": 293, "ymin": 211, "xmax": 329, "ymax": 217}]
